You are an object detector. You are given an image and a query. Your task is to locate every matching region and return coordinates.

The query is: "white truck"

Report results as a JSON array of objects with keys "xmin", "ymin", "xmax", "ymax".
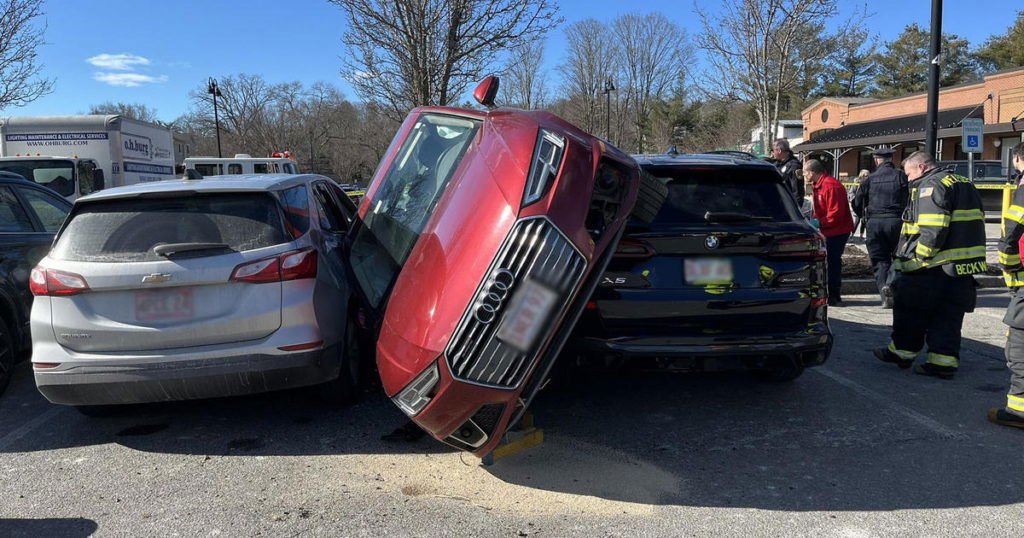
[
  {"xmin": 184, "ymin": 153, "xmax": 299, "ymax": 176},
  {"xmin": 0, "ymin": 115, "xmax": 175, "ymax": 200}
]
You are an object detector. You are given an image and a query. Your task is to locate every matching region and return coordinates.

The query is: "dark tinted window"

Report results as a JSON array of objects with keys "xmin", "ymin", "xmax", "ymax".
[
  {"xmin": 227, "ymin": 163, "xmax": 243, "ymax": 174},
  {"xmin": 0, "ymin": 187, "xmax": 33, "ymax": 232},
  {"xmin": 276, "ymin": 185, "xmax": 310, "ymax": 238},
  {"xmin": 52, "ymin": 193, "xmax": 288, "ymax": 262},
  {"xmin": 253, "ymin": 163, "xmax": 269, "ymax": 173},
  {"xmin": 328, "ymin": 182, "xmax": 357, "ymax": 224},
  {"xmin": 19, "ymin": 187, "xmax": 69, "ymax": 232},
  {"xmin": 642, "ymin": 166, "xmax": 798, "ymax": 225},
  {"xmin": 313, "ymin": 182, "xmax": 348, "ymax": 232},
  {"xmin": 194, "ymin": 164, "xmax": 221, "ymax": 176}
]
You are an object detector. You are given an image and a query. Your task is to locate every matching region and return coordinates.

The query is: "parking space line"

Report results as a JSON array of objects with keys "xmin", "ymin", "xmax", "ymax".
[
  {"xmin": 812, "ymin": 367, "xmax": 967, "ymax": 440},
  {"xmin": 0, "ymin": 406, "xmax": 64, "ymax": 452}
]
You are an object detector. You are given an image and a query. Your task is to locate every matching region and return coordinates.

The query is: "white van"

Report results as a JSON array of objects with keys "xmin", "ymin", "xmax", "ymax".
[{"xmin": 184, "ymin": 154, "xmax": 298, "ymax": 176}]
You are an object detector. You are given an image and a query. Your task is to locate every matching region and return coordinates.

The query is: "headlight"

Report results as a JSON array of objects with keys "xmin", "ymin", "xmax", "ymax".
[
  {"xmin": 522, "ymin": 129, "xmax": 566, "ymax": 207},
  {"xmin": 392, "ymin": 362, "xmax": 440, "ymax": 416}
]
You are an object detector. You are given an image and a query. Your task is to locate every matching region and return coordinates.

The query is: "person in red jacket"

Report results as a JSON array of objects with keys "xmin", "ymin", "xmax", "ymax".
[{"xmin": 803, "ymin": 159, "xmax": 855, "ymax": 306}]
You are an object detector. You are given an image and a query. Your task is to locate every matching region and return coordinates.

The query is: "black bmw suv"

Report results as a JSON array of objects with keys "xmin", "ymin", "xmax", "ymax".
[{"xmin": 576, "ymin": 153, "xmax": 832, "ymax": 380}]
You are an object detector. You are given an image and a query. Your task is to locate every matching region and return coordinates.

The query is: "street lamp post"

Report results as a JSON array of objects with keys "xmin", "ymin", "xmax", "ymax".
[
  {"xmin": 602, "ymin": 78, "xmax": 615, "ymax": 142},
  {"xmin": 207, "ymin": 78, "xmax": 223, "ymax": 158},
  {"xmin": 924, "ymin": 0, "xmax": 942, "ymax": 158}
]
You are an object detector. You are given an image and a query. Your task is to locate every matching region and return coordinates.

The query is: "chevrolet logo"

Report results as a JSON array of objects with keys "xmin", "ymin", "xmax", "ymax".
[{"xmin": 141, "ymin": 273, "xmax": 172, "ymax": 284}]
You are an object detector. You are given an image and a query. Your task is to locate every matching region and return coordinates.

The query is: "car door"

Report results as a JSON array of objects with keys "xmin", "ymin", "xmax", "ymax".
[
  {"xmin": 310, "ymin": 180, "xmax": 354, "ymax": 340},
  {"xmin": 4, "ymin": 184, "xmax": 71, "ymax": 338}
]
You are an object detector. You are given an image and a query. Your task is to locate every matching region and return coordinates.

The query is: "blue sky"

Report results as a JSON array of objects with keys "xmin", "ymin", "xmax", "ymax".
[{"xmin": 10, "ymin": 0, "xmax": 1023, "ymax": 123}]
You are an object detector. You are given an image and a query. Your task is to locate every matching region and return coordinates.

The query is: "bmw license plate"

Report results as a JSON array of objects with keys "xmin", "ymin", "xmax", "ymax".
[
  {"xmin": 496, "ymin": 279, "xmax": 558, "ymax": 353},
  {"xmin": 135, "ymin": 288, "xmax": 194, "ymax": 322},
  {"xmin": 684, "ymin": 258, "xmax": 733, "ymax": 285}
]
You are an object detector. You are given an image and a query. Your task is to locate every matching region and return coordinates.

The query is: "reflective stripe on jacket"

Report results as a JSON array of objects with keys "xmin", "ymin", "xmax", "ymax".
[
  {"xmin": 999, "ymin": 183, "xmax": 1024, "ymax": 287},
  {"xmin": 894, "ymin": 167, "xmax": 987, "ymax": 275}
]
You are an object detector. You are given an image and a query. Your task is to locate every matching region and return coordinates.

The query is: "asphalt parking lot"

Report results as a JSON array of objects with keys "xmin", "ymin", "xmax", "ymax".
[{"xmin": 2, "ymin": 290, "xmax": 1023, "ymax": 537}]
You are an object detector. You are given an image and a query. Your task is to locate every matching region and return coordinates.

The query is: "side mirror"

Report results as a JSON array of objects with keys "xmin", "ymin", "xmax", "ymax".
[
  {"xmin": 473, "ymin": 75, "xmax": 499, "ymax": 109},
  {"xmin": 94, "ymin": 169, "xmax": 105, "ymax": 191},
  {"xmin": 184, "ymin": 169, "xmax": 203, "ymax": 180}
]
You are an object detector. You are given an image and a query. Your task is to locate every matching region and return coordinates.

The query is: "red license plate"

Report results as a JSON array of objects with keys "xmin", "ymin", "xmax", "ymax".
[{"xmin": 135, "ymin": 288, "xmax": 194, "ymax": 321}]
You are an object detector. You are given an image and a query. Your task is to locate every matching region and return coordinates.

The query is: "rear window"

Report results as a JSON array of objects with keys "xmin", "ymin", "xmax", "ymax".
[
  {"xmin": 641, "ymin": 166, "xmax": 798, "ymax": 225},
  {"xmin": 51, "ymin": 193, "xmax": 289, "ymax": 262}
]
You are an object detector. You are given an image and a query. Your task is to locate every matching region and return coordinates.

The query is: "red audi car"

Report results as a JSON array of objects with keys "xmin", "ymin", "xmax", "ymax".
[{"xmin": 348, "ymin": 78, "xmax": 641, "ymax": 456}]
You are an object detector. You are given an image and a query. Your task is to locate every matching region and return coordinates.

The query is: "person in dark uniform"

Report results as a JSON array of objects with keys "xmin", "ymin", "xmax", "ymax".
[
  {"xmin": 991, "ymin": 141, "xmax": 1024, "ymax": 428},
  {"xmin": 852, "ymin": 147, "xmax": 909, "ymax": 308},
  {"xmin": 771, "ymin": 138, "xmax": 803, "ymax": 202},
  {"xmin": 873, "ymin": 151, "xmax": 986, "ymax": 380}
]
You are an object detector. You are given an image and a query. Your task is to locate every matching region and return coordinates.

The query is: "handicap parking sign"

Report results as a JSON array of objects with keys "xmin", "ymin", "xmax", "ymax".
[{"xmin": 962, "ymin": 118, "xmax": 984, "ymax": 153}]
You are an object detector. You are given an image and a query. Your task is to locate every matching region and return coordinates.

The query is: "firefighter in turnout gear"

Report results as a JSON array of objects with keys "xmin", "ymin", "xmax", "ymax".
[
  {"xmin": 991, "ymin": 141, "xmax": 1024, "ymax": 429},
  {"xmin": 873, "ymin": 151, "xmax": 987, "ymax": 379}
]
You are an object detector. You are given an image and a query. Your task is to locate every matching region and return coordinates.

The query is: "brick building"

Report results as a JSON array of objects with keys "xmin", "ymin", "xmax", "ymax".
[{"xmin": 793, "ymin": 66, "xmax": 1024, "ymax": 178}]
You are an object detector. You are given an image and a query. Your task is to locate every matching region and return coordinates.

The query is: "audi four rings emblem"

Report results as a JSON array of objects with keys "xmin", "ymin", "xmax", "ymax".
[
  {"xmin": 474, "ymin": 269, "xmax": 515, "ymax": 324},
  {"xmin": 705, "ymin": 235, "xmax": 719, "ymax": 249}
]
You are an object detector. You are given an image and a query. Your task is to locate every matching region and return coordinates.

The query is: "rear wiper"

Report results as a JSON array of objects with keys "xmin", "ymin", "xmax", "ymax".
[
  {"xmin": 704, "ymin": 211, "xmax": 771, "ymax": 223},
  {"xmin": 153, "ymin": 242, "xmax": 231, "ymax": 257}
]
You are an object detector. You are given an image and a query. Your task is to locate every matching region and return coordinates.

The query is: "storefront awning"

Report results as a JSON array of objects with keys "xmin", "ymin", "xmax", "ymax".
[{"xmin": 793, "ymin": 105, "xmax": 984, "ymax": 153}]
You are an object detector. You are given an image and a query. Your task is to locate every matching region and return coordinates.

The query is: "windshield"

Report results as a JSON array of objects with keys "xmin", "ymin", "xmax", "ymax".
[
  {"xmin": 350, "ymin": 112, "xmax": 480, "ymax": 307},
  {"xmin": 0, "ymin": 159, "xmax": 75, "ymax": 197}
]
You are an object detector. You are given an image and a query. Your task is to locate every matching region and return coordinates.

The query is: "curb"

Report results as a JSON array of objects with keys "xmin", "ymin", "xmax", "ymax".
[{"xmin": 841, "ymin": 275, "xmax": 1005, "ymax": 295}]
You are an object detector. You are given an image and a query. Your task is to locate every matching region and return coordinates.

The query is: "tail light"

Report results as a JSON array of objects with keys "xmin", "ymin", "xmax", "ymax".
[
  {"xmin": 29, "ymin": 267, "xmax": 90, "ymax": 296},
  {"xmin": 768, "ymin": 236, "xmax": 826, "ymax": 260},
  {"xmin": 231, "ymin": 248, "xmax": 317, "ymax": 283},
  {"xmin": 811, "ymin": 298, "xmax": 828, "ymax": 306},
  {"xmin": 280, "ymin": 249, "xmax": 317, "ymax": 280},
  {"xmin": 614, "ymin": 239, "xmax": 655, "ymax": 259}
]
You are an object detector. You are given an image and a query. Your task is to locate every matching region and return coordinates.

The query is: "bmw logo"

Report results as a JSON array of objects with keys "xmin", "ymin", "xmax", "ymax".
[{"xmin": 705, "ymin": 235, "xmax": 719, "ymax": 249}]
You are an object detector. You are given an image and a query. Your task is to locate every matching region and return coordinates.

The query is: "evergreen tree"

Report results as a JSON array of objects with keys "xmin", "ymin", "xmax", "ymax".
[
  {"xmin": 873, "ymin": 23, "xmax": 978, "ymax": 98},
  {"xmin": 816, "ymin": 29, "xmax": 878, "ymax": 97},
  {"xmin": 976, "ymin": 10, "xmax": 1024, "ymax": 72}
]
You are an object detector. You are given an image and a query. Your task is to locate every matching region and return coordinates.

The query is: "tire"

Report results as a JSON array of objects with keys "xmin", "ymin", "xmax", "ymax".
[
  {"xmin": 318, "ymin": 321, "xmax": 363, "ymax": 406},
  {"xmin": 629, "ymin": 170, "xmax": 669, "ymax": 224},
  {"xmin": 0, "ymin": 322, "xmax": 13, "ymax": 397}
]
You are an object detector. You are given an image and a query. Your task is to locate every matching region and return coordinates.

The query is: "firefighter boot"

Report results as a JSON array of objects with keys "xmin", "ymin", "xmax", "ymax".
[
  {"xmin": 874, "ymin": 347, "xmax": 912, "ymax": 369},
  {"xmin": 987, "ymin": 408, "xmax": 1024, "ymax": 429},
  {"xmin": 913, "ymin": 362, "xmax": 956, "ymax": 380}
]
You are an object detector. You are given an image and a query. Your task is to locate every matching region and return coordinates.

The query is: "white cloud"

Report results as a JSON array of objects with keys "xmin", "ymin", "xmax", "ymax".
[
  {"xmin": 92, "ymin": 72, "xmax": 169, "ymax": 87},
  {"xmin": 86, "ymin": 53, "xmax": 151, "ymax": 71}
]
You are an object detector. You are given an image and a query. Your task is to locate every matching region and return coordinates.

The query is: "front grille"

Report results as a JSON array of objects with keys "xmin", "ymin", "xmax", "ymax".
[{"xmin": 445, "ymin": 217, "xmax": 586, "ymax": 388}]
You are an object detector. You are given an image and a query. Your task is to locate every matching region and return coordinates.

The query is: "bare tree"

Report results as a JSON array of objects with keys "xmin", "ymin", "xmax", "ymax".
[
  {"xmin": 613, "ymin": 13, "xmax": 692, "ymax": 153},
  {"xmin": 87, "ymin": 102, "xmax": 160, "ymax": 123},
  {"xmin": 503, "ymin": 39, "xmax": 547, "ymax": 109},
  {"xmin": 559, "ymin": 19, "xmax": 618, "ymax": 136},
  {"xmin": 697, "ymin": 0, "xmax": 863, "ymax": 154},
  {"xmin": 177, "ymin": 74, "xmax": 391, "ymax": 185},
  {"xmin": 0, "ymin": 0, "xmax": 53, "ymax": 110},
  {"xmin": 330, "ymin": 0, "xmax": 561, "ymax": 119}
]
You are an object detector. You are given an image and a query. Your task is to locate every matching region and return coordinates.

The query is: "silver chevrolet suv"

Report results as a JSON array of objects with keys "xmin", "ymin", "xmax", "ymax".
[{"xmin": 30, "ymin": 174, "xmax": 363, "ymax": 410}]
